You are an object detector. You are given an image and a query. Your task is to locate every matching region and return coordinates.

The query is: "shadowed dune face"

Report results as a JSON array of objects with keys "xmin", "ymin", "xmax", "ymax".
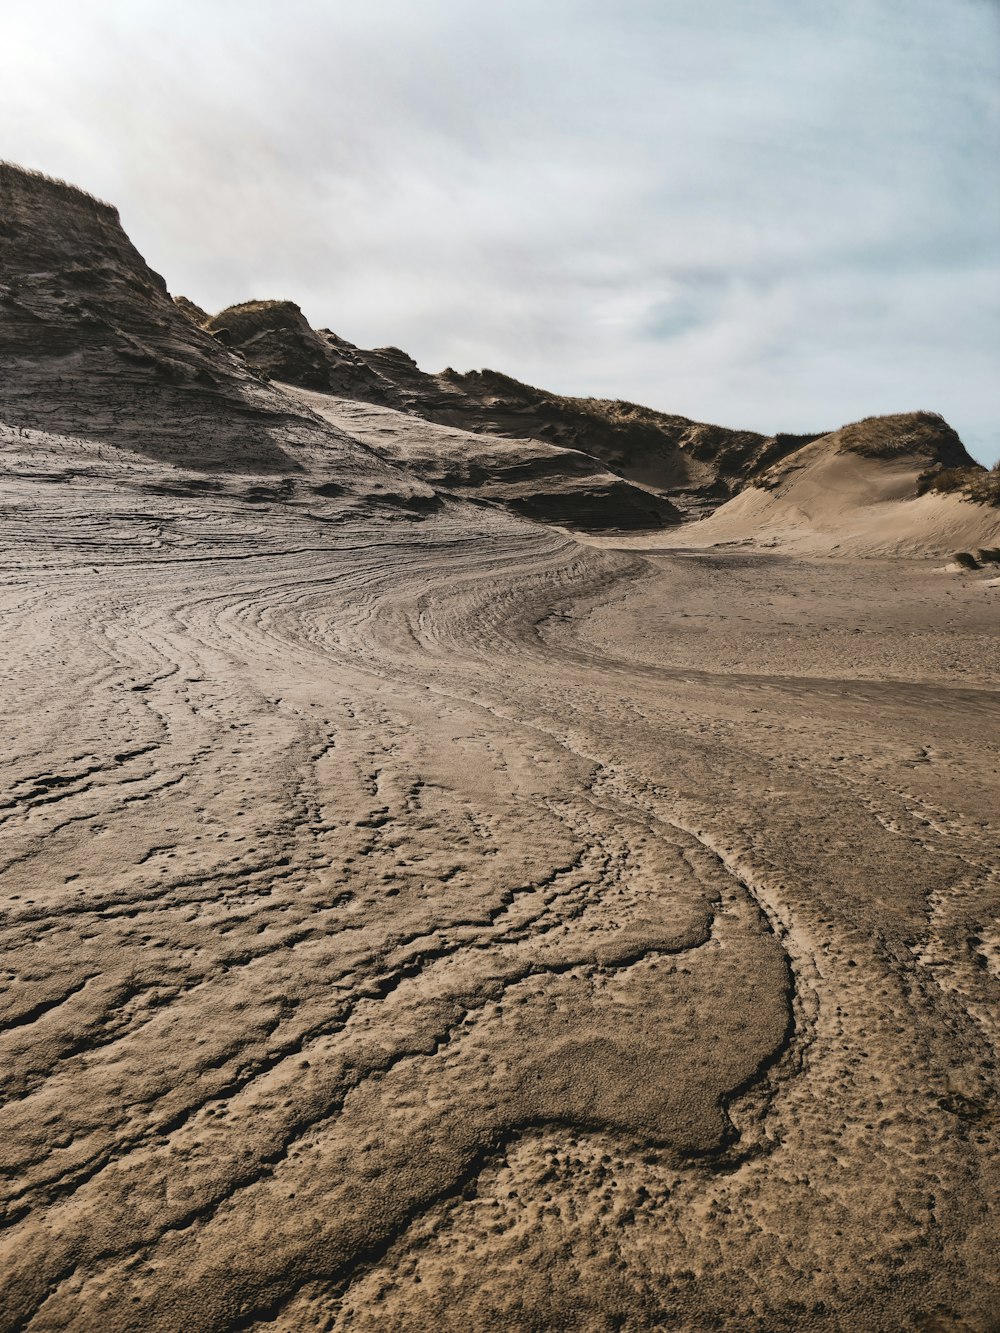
[
  {"xmin": 0, "ymin": 166, "xmax": 998, "ymax": 1331},
  {"xmin": 0, "ymin": 167, "xmax": 427, "ymax": 486},
  {"xmin": 0, "ymin": 165, "xmax": 456, "ymax": 513},
  {"xmin": 204, "ymin": 299, "xmax": 358, "ymax": 392},
  {"xmin": 202, "ymin": 299, "xmax": 823, "ymax": 515},
  {"xmin": 197, "ymin": 300, "xmax": 683, "ymax": 530},
  {"xmin": 0, "ymin": 166, "xmax": 304, "ymax": 472},
  {"xmin": 284, "ymin": 389, "xmax": 685, "ymax": 532}
]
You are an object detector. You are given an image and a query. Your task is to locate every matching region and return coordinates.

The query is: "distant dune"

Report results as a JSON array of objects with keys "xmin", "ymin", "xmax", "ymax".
[
  {"xmin": 195, "ymin": 298, "xmax": 682, "ymax": 530},
  {"xmin": 646, "ymin": 412, "xmax": 1000, "ymax": 557},
  {"xmin": 187, "ymin": 293, "xmax": 999, "ymax": 551},
  {"xmin": 195, "ymin": 297, "xmax": 820, "ymax": 516}
]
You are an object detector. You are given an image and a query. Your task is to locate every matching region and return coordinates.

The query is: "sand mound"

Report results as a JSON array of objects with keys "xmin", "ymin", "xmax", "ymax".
[
  {"xmin": 0, "ymin": 164, "xmax": 285, "ymax": 467},
  {"xmin": 205, "ymin": 305, "xmax": 998, "ymax": 543},
  {"xmin": 651, "ymin": 413, "xmax": 1000, "ymax": 557},
  {"xmin": 173, "ymin": 294, "xmax": 211, "ymax": 326},
  {"xmin": 204, "ymin": 301, "xmax": 392, "ymax": 402},
  {"xmin": 0, "ymin": 164, "xmax": 442, "ymax": 509},
  {"xmin": 0, "ymin": 173, "xmax": 675, "ymax": 531}
]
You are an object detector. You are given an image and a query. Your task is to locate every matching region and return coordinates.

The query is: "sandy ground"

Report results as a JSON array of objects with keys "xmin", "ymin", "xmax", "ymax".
[{"xmin": 0, "ymin": 417, "xmax": 996, "ymax": 1333}]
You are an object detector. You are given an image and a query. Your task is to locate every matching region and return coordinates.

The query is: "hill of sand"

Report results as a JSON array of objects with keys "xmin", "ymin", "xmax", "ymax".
[
  {"xmin": 0, "ymin": 164, "xmax": 448, "ymax": 514},
  {"xmin": 639, "ymin": 412, "xmax": 1000, "ymax": 558},
  {"xmin": 0, "ymin": 164, "xmax": 998, "ymax": 1332},
  {"xmin": 193, "ymin": 297, "xmax": 1000, "ymax": 536},
  {"xmin": 193, "ymin": 299, "xmax": 827, "ymax": 515},
  {"xmin": 281, "ymin": 387, "xmax": 682, "ymax": 531},
  {"xmin": 186, "ymin": 299, "xmax": 679, "ymax": 531}
]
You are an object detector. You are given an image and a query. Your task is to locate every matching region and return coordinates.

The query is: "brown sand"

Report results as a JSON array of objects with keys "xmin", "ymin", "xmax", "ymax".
[
  {"xmin": 640, "ymin": 433, "xmax": 1000, "ymax": 558},
  {"xmin": 0, "ymin": 409, "xmax": 998, "ymax": 1331}
]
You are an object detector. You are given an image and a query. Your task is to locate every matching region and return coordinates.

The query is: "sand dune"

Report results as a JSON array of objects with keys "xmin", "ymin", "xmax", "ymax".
[
  {"xmin": 194, "ymin": 298, "xmax": 822, "ymax": 516},
  {"xmin": 282, "ymin": 387, "xmax": 683, "ymax": 531},
  {"xmin": 644, "ymin": 414, "xmax": 1000, "ymax": 558},
  {"xmin": 192, "ymin": 295, "xmax": 999, "ymax": 543},
  {"xmin": 0, "ymin": 164, "xmax": 998, "ymax": 1331},
  {"xmin": 0, "ymin": 164, "xmax": 441, "ymax": 511}
]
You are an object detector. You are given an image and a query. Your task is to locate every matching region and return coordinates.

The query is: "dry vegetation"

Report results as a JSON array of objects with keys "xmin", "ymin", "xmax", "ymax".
[
  {"xmin": 835, "ymin": 410, "xmax": 972, "ymax": 465},
  {"xmin": 0, "ymin": 160, "xmax": 118, "ymax": 219},
  {"xmin": 918, "ymin": 464, "xmax": 1000, "ymax": 506}
]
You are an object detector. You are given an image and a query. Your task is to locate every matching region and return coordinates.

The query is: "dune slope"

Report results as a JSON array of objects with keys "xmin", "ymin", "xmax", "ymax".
[
  {"xmin": 653, "ymin": 412, "xmax": 1000, "ymax": 557},
  {"xmin": 199, "ymin": 299, "xmax": 826, "ymax": 514},
  {"xmin": 0, "ymin": 164, "xmax": 440, "ymax": 512}
]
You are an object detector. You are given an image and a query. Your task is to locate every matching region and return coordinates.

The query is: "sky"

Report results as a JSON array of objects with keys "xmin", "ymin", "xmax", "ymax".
[{"xmin": 1, "ymin": 0, "xmax": 998, "ymax": 463}]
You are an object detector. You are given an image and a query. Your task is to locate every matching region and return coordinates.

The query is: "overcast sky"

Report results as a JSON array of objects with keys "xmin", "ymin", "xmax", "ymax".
[{"xmin": 2, "ymin": 0, "xmax": 998, "ymax": 462}]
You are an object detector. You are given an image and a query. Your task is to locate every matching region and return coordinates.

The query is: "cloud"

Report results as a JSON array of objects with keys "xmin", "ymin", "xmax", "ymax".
[{"xmin": 1, "ymin": 0, "xmax": 997, "ymax": 461}]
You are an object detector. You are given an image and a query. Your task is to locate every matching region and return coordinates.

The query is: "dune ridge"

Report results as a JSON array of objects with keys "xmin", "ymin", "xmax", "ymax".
[{"xmin": 192, "ymin": 295, "xmax": 997, "ymax": 542}]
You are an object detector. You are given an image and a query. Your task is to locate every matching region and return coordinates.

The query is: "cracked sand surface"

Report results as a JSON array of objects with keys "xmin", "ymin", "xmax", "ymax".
[{"xmin": 0, "ymin": 434, "xmax": 997, "ymax": 1331}]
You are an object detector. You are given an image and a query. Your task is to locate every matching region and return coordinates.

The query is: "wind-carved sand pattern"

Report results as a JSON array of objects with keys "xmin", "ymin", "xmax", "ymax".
[
  {"xmin": 0, "ymin": 164, "xmax": 998, "ymax": 1330},
  {"xmin": 1, "ymin": 488, "xmax": 998, "ymax": 1331},
  {"xmin": 0, "ymin": 498, "xmax": 783, "ymax": 1323}
]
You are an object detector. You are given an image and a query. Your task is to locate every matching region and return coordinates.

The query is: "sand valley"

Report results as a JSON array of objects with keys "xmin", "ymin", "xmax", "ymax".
[{"xmin": 0, "ymin": 164, "xmax": 998, "ymax": 1332}]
